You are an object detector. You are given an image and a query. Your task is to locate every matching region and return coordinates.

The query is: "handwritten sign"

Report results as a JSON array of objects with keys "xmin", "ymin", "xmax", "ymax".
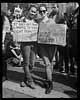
[
  {"xmin": 12, "ymin": 20, "xmax": 38, "ymax": 42},
  {"xmin": 38, "ymin": 23, "xmax": 67, "ymax": 46}
]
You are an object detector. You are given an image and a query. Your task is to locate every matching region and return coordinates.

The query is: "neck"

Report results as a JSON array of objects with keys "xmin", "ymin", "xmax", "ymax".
[
  {"xmin": 42, "ymin": 16, "xmax": 48, "ymax": 22},
  {"xmin": 27, "ymin": 15, "xmax": 33, "ymax": 20}
]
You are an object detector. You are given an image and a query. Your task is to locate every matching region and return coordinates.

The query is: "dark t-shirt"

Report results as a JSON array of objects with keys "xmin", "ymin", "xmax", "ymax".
[{"xmin": 5, "ymin": 41, "xmax": 21, "ymax": 59}]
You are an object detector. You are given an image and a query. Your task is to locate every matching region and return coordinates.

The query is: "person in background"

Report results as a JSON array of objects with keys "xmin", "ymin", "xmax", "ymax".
[
  {"xmin": 20, "ymin": 4, "xmax": 38, "ymax": 89},
  {"xmin": 65, "ymin": 5, "xmax": 78, "ymax": 75},
  {"xmin": 2, "ymin": 11, "xmax": 11, "ymax": 81},
  {"xmin": 9, "ymin": 5, "xmax": 24, "ymax": 66},
  {"xmin": 5, "ymin": 40, "xmax": 22, "ymax": 66},
  {"xmin": 37, "ymin": 4, "xmax": 57, "ymax": 94},
  {"xmin": 12, "ymin": 5, "xmax": 24, "ymax": 22},
  {"xmin": 49, "ymin": 4, "xmax": 67, "ymax": 73},
  {"xmin": 49, "ymin": 4, "xmax": 65, "ymax": 24}
]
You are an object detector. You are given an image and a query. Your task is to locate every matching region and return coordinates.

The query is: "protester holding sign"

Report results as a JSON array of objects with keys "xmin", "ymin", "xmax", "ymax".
[
  {"xmin": 20, "ymin": 5, "xmax": 38, "ymax": 89},
  {"xmin": 37, "ymin": 4, "xmax": 58, "ymax": 94}
]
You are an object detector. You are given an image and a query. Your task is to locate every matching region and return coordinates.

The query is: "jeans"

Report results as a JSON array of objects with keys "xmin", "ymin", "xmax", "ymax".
[
  {"xmin": 38, "ymin": 44, "xmax": 57, "ymax": 81},
  {"xmin": 21, "ymin": 42, "xmax": 37, "ymax": 82}
]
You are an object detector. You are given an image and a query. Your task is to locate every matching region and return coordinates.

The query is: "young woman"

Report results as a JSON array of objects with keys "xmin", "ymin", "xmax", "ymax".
[
  {"xmin": 20, "ymin": 5, "xmax": 38, "ymax": 89},
  {"xmin": 37, "ymin": 4, "xmax": 57, "ymax": 94}
]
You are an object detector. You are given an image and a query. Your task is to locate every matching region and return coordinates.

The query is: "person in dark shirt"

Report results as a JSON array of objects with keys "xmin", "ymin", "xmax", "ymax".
[
  {"xmin": 49, "ymin": 4, "xmax": 67, "ymax": 73},
  {"xmin": 49, "ymin": 4, "xmax": 65, "ymax": 24},
  {"xmin": 2, "ymin": 11, "xmax": 11, "ymax": 81}
]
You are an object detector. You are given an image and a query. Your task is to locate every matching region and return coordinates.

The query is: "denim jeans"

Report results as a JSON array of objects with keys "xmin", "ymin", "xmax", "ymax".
[
  {"xmin": 38, "ymin": 44, "xmax": 57, "ymax": 81},
  {"xmin": 21, "ymin": 42, "xmax": 37, "ymax": 82}
]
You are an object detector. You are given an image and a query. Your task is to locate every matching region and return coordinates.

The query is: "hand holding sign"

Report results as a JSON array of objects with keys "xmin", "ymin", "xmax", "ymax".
[
  {"xmin": 38, "ymin": 22, "xmax": 67, "ymax": 46},
  {"xmin": 12, "ymin": 19, "xmax": 38, "ymax": 42}
]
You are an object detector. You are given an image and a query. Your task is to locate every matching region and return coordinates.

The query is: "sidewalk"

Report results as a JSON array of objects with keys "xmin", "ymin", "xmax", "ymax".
[
  {"xmin": 3, "ymin": 80, "xmax": 71, "ymax": 98},
  {"xmin": 2, "ymin": 61, "xmax": 77, "ymax": 98}
]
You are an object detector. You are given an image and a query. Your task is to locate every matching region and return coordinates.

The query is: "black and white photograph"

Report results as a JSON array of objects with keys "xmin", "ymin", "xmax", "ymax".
[{"xmin": 1, "ymin": 2, "xmax": 78, "ymax": 98}]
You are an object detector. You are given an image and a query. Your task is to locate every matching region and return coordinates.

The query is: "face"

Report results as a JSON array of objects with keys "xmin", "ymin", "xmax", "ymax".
[
  {"xmin": 39, "ymin": 6, "xmax": 47, "ymax": 18},
  {"xmin": 8, "ymin": 9, "xmax": 11, "ymax": 16},
  {"xmin": 16, "ymin": 14, "xmax": 21, "ymax": 19},
  {"xmin": 14, "ymin": 6, "xmax": 23, "ymax": 19},
  {"xmin": 28, "ymin": 7, "xmax": 37, "ymax": 19},
  {"xmin": 52, "ymin": 4, "xmax": 58, "ymax": 14}
]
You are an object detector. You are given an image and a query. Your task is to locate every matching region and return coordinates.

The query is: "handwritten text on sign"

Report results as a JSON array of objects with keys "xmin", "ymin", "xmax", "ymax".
[
  {"xmin": 12, "ymin": 20, "xmax": 38, "ymax": 42},
  {"xmin": 38, "ymin": 23, "xmax": 67, "ymax": 46}
]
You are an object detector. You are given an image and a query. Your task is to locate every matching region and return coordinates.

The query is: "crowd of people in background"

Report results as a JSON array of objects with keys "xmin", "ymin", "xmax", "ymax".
[{"xmin": 2, "ymin": 3, "xmax": 78, "ymax": 94}]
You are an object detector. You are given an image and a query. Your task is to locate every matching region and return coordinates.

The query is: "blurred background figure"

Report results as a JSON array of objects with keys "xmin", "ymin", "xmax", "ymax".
[
  {"xmin": 49, "ymin": 3, "xmax": 65, "ymax": 23},
  {"xmin": 49, "ymin": 3, "xmax": 66, "ymax": 73},
  {"xmin": 63, "ymin": 3, "xmax": 79, "ymax": 75},
  {"xmin": 12, "ymin": 4, "xmax": 24, "ymax": 22},
  {"xmin": 2, "ymin": 10, "xmax": 11, "ymax": 81}
]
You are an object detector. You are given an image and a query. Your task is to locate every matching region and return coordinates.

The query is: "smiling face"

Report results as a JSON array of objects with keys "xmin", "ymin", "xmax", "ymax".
[
  {"xmin": 28, "ymin": 7, "xmax": 37, "ymax": 19},
  {"xmin": 39, "ymin": 6, "xmax": 47, "ymax": 18}
]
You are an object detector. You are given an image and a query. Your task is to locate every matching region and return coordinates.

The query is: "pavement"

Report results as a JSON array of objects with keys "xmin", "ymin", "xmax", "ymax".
[{"xmin": 2, "ymin": 59, "xmax": 77, "ymax": 98}]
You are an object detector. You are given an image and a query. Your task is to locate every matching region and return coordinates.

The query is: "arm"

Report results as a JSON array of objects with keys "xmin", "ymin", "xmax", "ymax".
[{"xmin": 11, "ymin": 48, "xmax": 21, "ymax": 59}]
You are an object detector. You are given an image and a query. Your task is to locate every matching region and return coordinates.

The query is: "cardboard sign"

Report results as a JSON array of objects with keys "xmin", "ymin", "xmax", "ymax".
[
  {"xmin": 12, "ymin": 20, "xmax": 38, "ymax": 42},
  {"xmin": 38, "ymin": 23, "xmax": 67, "ymax": 46}
]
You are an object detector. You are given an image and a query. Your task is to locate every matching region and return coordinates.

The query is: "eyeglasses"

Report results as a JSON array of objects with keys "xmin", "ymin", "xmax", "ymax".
[{"xmin": 39, "ymin": 10, "xmax": 46, "ymax": 14}]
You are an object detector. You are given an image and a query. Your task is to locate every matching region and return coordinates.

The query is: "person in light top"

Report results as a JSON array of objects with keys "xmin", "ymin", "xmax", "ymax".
[
  {"xmin": 37, "ymin": 4, "xmax": 57, "ymax": 94},
  {"xmin": 38, "ymin": 4, "xmax": 55, "ymax": 24},
  {"xmin": 20, "ymin": 4, "xmax": 38, "ymax": 89}
]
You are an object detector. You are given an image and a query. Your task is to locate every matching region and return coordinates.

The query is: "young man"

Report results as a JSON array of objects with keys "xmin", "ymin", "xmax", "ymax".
[{"xmin": 20, "ymin": 4, "xmax": 38, "ymax": 89}]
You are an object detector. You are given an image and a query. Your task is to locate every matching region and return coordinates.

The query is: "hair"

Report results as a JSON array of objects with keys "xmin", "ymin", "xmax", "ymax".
[
  {"xmin": 52, "ymin": 3, "xmax": 59, "ymax": 9},
  {"xmin": 28, "ymin": 4, "xmax": 38, "ymax": 11},
  {"xmin": 39, "ymin": 4, "xmax": 47, "ymax": 11}
]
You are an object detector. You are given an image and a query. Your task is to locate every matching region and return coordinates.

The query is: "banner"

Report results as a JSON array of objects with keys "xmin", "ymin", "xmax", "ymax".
[
  {"xmin": 12, "ymin": 20, "xmax": 38, "ymax": 42},
  {"xmin": 38, "ymin": 23, "xmax": 67, "ymax": 46}
]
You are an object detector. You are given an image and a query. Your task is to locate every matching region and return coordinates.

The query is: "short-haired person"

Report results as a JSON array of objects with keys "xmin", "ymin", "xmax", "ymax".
[
  {"xmin": 37, "ymin": 4, "xmax": 57, "ymax": 94},
  {"xmin": 20, "ymin": 5, "xmax": 38, "ymax": 89},
  {"xmin": 49, "ymin": 4, "xmax": 65, "ymax": 24}
]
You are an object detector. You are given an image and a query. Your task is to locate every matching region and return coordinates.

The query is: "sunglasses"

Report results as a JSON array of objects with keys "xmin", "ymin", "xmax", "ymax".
[
  {"xmin": 31, "ymin": 10, "xmax": 37, "ymax": 13},
  {"xmin": 39, "ymin": 10, "xmax": 46, "ymax": 14}
]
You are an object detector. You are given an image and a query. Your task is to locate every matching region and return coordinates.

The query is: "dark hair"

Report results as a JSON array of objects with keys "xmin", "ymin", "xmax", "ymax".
[
  {"xmin": 28, "ymin": 4, "xmax": 38, "ymax": 11},
  {"xmin": 51, "ymin": 3, "xmax": 59, "ymax": 9},
  {"xmin": 39, "ymin": 4, "xmax": 47, "ymax": 11}
]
